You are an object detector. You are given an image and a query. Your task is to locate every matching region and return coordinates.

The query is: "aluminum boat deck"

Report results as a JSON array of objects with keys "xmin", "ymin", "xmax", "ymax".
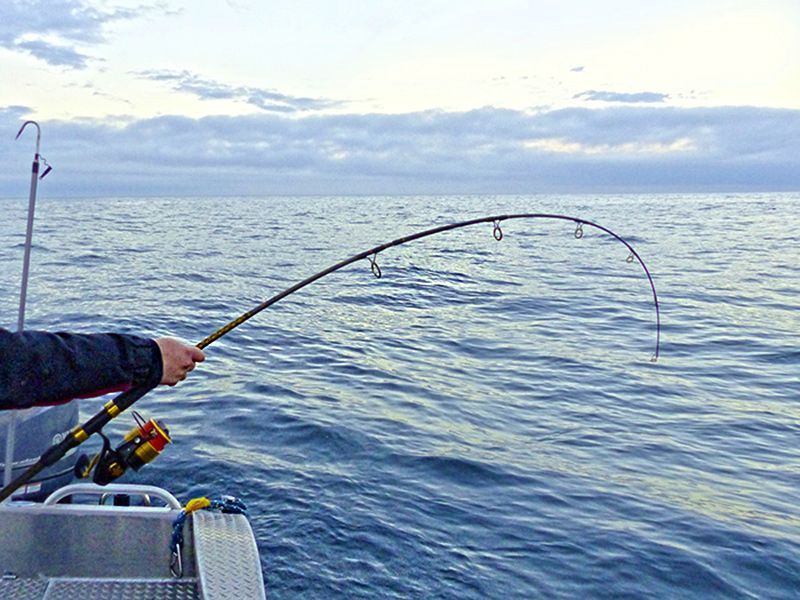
[{"xmin": 0, "ymin": 483, "xmax": 265, "ymax": 599}]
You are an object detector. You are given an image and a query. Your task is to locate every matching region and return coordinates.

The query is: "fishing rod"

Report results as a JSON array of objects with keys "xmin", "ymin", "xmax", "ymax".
[{"xmin": 0, "ymin": 213, "xmax": 660, "ymax": 502}]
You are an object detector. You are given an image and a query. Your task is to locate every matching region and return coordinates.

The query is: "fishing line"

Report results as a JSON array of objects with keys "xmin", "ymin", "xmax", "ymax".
[{"xmin": 0, "ymin": 212, "xmax": 660, "ymax": 502}]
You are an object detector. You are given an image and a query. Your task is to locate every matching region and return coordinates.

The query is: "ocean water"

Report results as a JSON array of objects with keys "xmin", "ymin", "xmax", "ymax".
[{"xmin": 1, "ymin": 192, "xmax": 798, "ymax": 598}]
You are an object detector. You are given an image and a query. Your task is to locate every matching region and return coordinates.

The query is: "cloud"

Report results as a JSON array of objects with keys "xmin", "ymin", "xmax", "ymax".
[
  {"xmin": 575, "ymin": 90, "xmax": 669, "ymax": 104},
  {"xmin": 1, "ymin": 105, "xmax": 32, "ymax": 120},
  {"xmin": 570, "ymin": 66, "xmax": 585, "ymax": 73},
  {"xmin": 137, "ymin": 70, "xmax": 340, "ymax": 113},
  {"xmin": 14, "ymin": 39, "xmax": 91, "ymax": 69},
  {"xmin": 0, "ymin": 1, "xmax": 169, "ymax": 69},
  {"xmin": 1, "ymin": 104, "xmax": 798, "ymax": 196},
  {"xmin": 224, "ymin": 0, "xmax": 251, "ymax": 11}
]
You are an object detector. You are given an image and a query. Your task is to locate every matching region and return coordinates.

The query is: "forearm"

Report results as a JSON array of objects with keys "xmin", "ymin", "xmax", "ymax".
[{"xmin": 0, "ymin": 329, "xmax": 163, "ymax": 409}]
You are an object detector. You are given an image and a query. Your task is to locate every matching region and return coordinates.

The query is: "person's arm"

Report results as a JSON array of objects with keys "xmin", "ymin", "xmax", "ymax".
[{"xmin": 0, "ymin": 329, "xmax": 202, "ymax": 409}]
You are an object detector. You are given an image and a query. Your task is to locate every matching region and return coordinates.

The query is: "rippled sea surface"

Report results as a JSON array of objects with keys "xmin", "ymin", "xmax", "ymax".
[{"xmin": 1, "ymin": 193, "xmax": 798, "ymax": 598}]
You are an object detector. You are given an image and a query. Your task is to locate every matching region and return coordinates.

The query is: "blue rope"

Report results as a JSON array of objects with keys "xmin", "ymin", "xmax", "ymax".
[{"xmin": 170, "ymin": 495, "xmax": 248, "ymax": 554}]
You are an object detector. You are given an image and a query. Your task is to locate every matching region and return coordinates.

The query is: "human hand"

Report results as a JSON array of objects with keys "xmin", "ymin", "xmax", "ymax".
[{"xmin": 155, "ymin": 337, "xmax": 205, "ymax": 386}]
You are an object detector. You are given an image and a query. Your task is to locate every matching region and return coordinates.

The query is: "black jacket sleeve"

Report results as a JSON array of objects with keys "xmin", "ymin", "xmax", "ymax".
[{"xmin": 0, "ymin": 328, "xmax": 163, "ymax": 410}]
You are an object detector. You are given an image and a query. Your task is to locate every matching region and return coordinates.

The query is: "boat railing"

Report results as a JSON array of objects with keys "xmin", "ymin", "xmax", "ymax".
[{"xmin": 41, "ymin": 482, "xmax": 182, "ymax": 509}]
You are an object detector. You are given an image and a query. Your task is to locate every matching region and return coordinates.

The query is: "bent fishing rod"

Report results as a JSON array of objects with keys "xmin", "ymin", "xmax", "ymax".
[{"xmin": 0, "ymin": 213, "xmax": 660, "ymax": 502}]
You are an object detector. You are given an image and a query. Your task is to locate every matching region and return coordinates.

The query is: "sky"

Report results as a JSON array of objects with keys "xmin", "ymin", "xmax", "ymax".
[{"xmin": 0, "ymin": 0, "xmax": 799, "ymax": 196}]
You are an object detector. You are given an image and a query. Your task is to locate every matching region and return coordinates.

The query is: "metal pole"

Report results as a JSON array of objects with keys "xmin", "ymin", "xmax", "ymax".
[
  {"xmin": 4, "ymin": 121, "xmax": 43, "ymax": 492},
  {"xmin": 16, "ymin": 121, "xmax": 41, "ymax": 332},
  {"xmin": 2, "ymin": 420, "xmax": 16, "ymax": 490}
]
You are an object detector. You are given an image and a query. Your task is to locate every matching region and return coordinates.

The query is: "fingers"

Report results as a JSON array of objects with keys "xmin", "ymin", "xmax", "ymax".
[
  {"xmin": 155, "ymin": 337, "xmax": 206, "ymax": 387},
  {"xmin": 183, "ymin": 346, "xmax": 204, "ymax": 370}
]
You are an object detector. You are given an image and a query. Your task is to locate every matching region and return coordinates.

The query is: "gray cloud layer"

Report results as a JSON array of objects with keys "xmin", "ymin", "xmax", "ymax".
[
  {"xmin": 13, "ymin": 39, "xmax": 91, "ymax": 69},
  {"xmin": 0, "ymin": 1, "xmax": 166, "ymax": 68},
  {"xmin": 575, "ymin": 90, "xmax": 669, "ymax": 103},
  {"xmin": 137, "ymin": 70, "xmax": 339, "ymax": 113},
  {"xmin": 1, "ymin": 105, "xmax": 798, "ymax": 196}
]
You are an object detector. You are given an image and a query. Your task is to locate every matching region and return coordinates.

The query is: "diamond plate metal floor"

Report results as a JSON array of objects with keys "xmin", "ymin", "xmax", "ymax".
[
  {"xmin": 193, "ymin": 512, "xmax": 266, "ymax": 600},
  {"xmin": 0, "ymin": 577, "xmax": 199, "ymax": 599},
  {"xmin": 0, "ymin": 578, "xmax": 49, "ymax": 600}
]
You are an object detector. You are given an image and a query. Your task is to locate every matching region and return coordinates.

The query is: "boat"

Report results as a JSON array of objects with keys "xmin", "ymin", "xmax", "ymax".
[
  {"xmin": 0, "ymin": 483, "xmax": 265, "ymax": 599},
  {"xmin": 1, "ymin": 122, "xmax": 266, "ymax": 598}
]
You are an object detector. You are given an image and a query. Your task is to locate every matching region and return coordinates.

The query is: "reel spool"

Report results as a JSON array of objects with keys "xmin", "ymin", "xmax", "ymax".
[{"xmin": 75, "ymin": 411, "xmax": 172, "ymax": 486}]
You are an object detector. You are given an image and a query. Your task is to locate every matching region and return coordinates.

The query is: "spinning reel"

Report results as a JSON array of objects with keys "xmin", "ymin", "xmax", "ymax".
[{"xmin": 75, "ymin": 411, "xmax": 171, "ymax": 486}]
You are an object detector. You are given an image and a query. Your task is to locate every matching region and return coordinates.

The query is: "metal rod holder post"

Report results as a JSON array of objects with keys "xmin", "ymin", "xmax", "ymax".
[{"xmin": 3, "ymin": 121, "xmax": 43, "ymax": 493}]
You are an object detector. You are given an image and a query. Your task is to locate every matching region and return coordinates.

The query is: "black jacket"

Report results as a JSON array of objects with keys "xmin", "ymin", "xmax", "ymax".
[{"xmin": 0, "ymin": 329, "xmax": 163, "ymax": 409}]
